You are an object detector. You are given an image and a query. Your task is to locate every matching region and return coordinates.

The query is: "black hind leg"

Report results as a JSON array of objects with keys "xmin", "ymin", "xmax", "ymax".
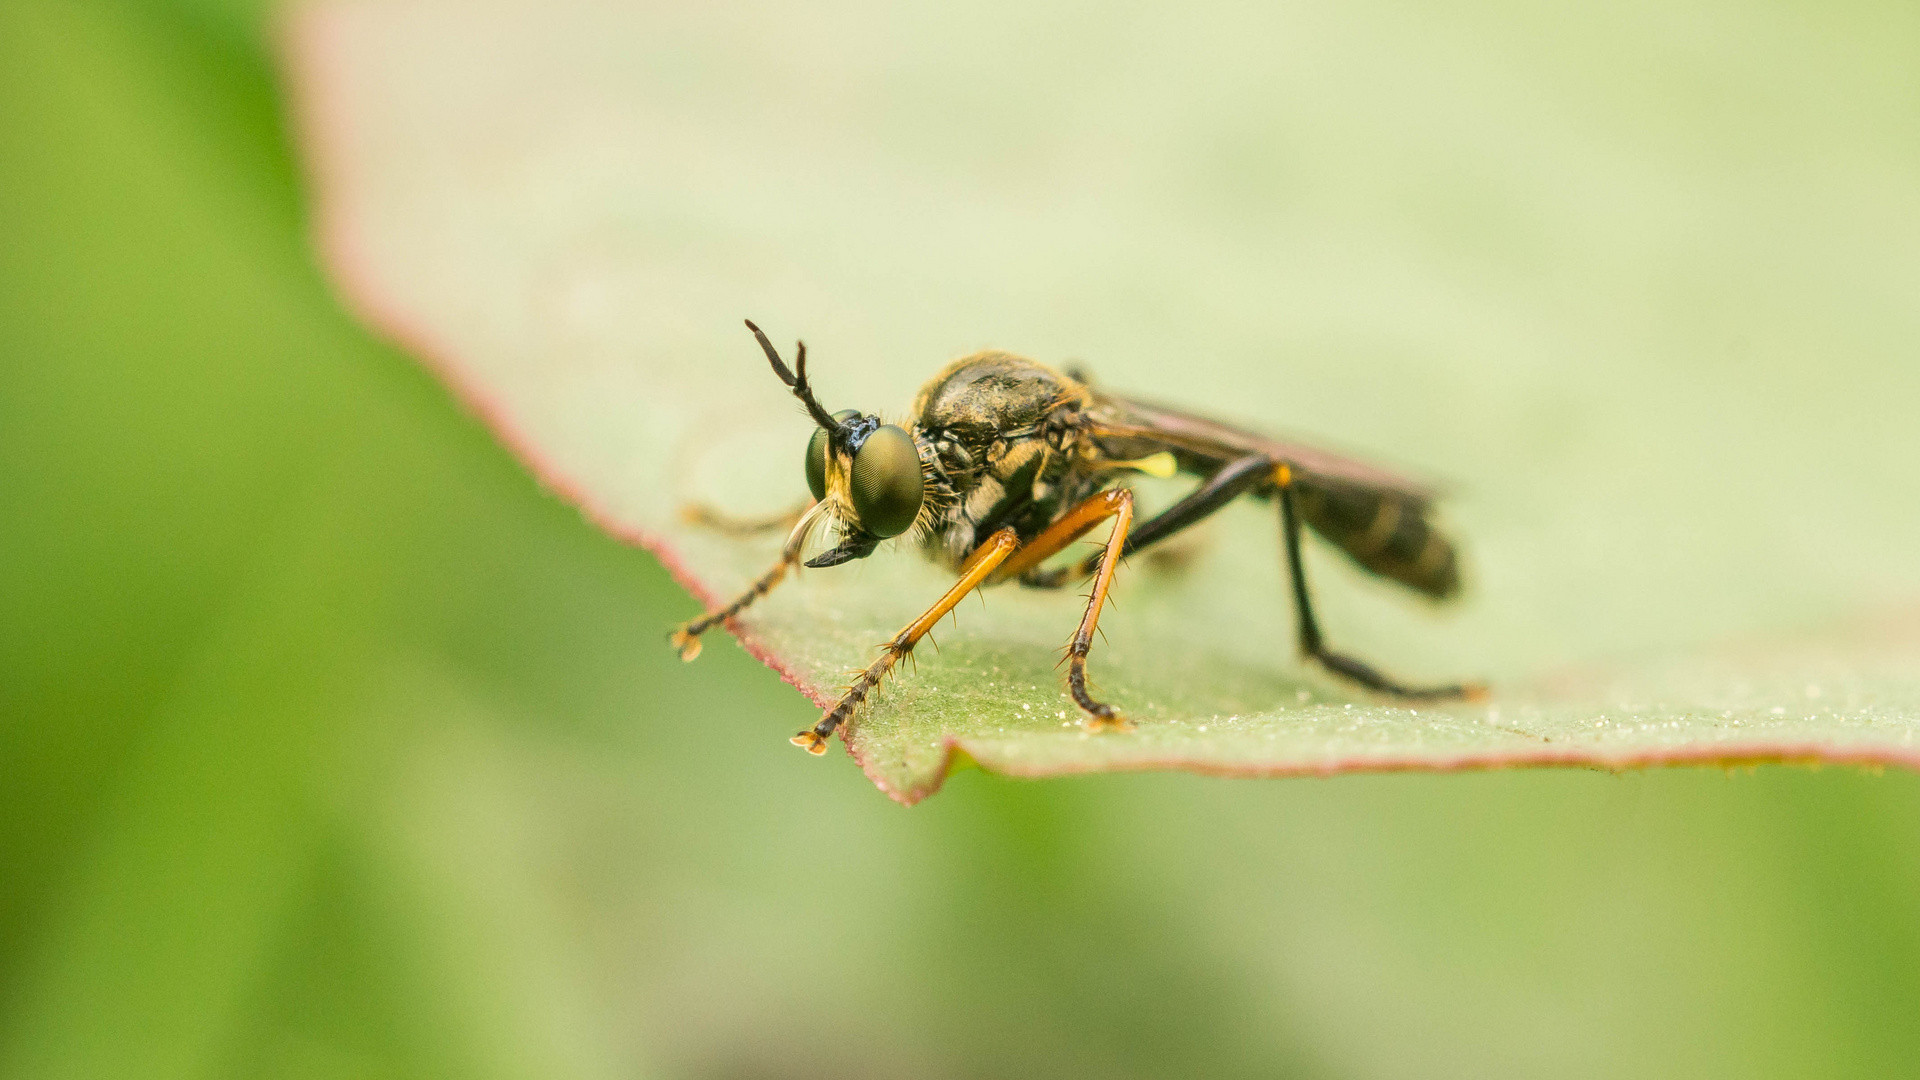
[{"xmin": 1279, "ymin": 480, "xmax": 1483, "ymax": 701}]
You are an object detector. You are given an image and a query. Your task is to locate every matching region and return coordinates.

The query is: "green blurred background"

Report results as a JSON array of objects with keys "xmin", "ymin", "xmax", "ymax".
[{"xmin": 3, "ymin": 2, "xmax": 1919, "ymax": 1078}]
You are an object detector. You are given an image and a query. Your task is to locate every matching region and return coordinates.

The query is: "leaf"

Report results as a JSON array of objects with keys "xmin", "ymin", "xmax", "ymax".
[{"xmin": 285, "ymin": 2, "xmax": 1920, "ymax": 802}]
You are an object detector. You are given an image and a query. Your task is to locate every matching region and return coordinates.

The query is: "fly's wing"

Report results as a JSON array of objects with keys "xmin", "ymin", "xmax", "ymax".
[{"xmin": 1088, "ymin": 391, "xmax": 1461, "ymax": 599}]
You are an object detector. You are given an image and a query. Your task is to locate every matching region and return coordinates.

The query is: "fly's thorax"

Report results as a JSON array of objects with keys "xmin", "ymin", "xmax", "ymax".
[
  {"xmin": 910, "ymin": 351, "xmax": 1088, "ymax": 440},
  {"xmin": 900, "ymin": 354, "xmax": 1103, "ymax": 570},
  {"xmin": 917, "ymin": 424, "xmax": 1097, "ymax": 571},
  {"xmin": 912, "ymin": 352, "xmax": 1089, "ymax": 492}
]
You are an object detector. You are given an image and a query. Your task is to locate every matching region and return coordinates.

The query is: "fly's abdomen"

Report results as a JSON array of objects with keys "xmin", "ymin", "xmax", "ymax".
[{"xmin": 1292, "ymin": 483, "xmax": 1459, "ymax": 599}]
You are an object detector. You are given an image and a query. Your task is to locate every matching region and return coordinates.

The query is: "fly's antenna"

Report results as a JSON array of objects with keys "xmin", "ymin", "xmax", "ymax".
[{"xmin": 746, "ymin": 319, "xmax": 839, "ymax": 432}]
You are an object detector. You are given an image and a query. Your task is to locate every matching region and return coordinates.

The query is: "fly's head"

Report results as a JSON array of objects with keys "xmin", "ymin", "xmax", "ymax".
[{"xmin": 746, "ymin": 320, "xmax": 932, "ymax": 567}]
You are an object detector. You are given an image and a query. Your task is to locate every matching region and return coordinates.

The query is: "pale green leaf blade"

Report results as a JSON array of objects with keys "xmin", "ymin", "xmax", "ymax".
[{"xmin": 287, "ymin": 1, "xmax": 1920, "ymax": 802}]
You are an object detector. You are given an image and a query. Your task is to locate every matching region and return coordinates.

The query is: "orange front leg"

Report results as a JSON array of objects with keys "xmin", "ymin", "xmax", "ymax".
[
  {"xmin": 792, "ymin": 527, "xmax": 1021, "ymax": 754},
  {"xmin": 794, "ymin": 489, "xmax": 1139, "ymax": 755},
  {"xmin": 987, "ymin": 488, "xmax": 1132, "ymax": 585},
  {"xmin": 989, "ymin": 488, "xmax": 1138, "ymax": 731}
]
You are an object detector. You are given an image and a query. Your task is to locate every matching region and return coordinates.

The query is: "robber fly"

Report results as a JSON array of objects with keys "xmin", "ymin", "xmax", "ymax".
[{"xmin": 672, "ymin": 320, "xmax": 1483, "ymax": 755}]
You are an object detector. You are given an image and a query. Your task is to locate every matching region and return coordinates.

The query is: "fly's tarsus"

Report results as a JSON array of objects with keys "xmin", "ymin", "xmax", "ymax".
[
  {"xmin": 668, "ymin": 556, "xmax": 790, "ymax": 661},
  {"xmin": 668, "ymin": 628, "xmax": 703, "ymax": 662},
  {"xmin": 1067, "ymin": 652, "xmax": 1132, "ymax": 732},
  {"xmin": 1310, "ymin": 650, "xmax": 1475, "ymax": 701},
  {"xmin": 669, "ymin": 500, "xmax": 831, "ymax": 665}
]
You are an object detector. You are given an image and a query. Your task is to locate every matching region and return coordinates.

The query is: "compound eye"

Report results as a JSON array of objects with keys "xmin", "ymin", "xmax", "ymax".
[
  {"xmin": 848, "ymin": 424, "xmax": 924, "ymax": 538},
  {"xmin": 804, "ymin": 429, "xmax": 830, "ymax": 500},
  {"xmin": 804, "ymin": 410, "xmax": 861, "ymax": 500}
]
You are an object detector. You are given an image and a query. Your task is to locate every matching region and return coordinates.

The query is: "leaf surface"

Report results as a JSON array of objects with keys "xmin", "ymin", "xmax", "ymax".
[{"xmin": 287, "ymin": 1, "xmax": 1920, "ymax": 801}]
